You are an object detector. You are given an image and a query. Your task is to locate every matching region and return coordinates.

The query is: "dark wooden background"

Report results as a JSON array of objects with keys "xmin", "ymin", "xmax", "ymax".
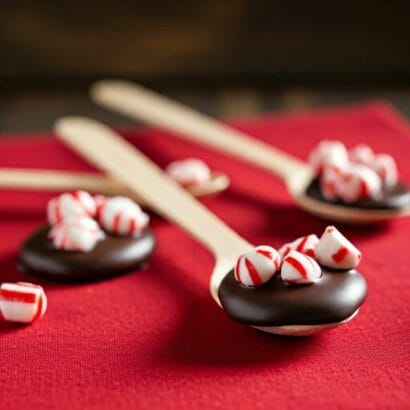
[{"xmin": 1, "ymin": 1, "xmax": 410, "ymax": 133}]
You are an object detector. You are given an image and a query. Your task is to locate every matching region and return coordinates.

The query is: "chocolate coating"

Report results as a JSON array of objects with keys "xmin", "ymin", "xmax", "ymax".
[
  {"xmin": 218, "ymin": 268, "xmax": 367, "ymax": 326},
  {"xmin": 306, "ymin": 177, "xmax": 410, "ymax": 210},
  {"xmin": 19, "ymin": 225, "xmax": 156, "ymax": 281}
]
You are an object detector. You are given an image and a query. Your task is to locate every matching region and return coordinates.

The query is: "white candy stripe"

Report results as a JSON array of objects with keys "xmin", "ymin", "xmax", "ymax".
[
  {"xmin": 281, "ymin": 251, "xmax": 321, "ymax": 284},
  {"xmin": 166, "ymin": 158, "xmax": 211, "ymax": 185},
  {"xmin": 1, "ymin": 283, "xmax": 42, "ymax": 296},
  {"xmin": 315, "ymin": 226, "xmax": 361, "ymax": 269},
  {"xmin": 0, "ymin": 301, "xmax": 38, "ymax": 322},
  {"xmin": 234, "ymin": 246, "xmax": 280, "ymax": 286},
  {"xmin": 98, "ymin": 197, "xmax": 149, "ymax": 236}
]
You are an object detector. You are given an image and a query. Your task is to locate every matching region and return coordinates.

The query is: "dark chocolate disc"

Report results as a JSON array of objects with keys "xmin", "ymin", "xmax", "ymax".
[
  {"xmin": 218, "ymin": 268, "xmax": 367, "ymax": 326},
  {"xmin": 19, "ymin": 225, "xmax": 156, "ymax": 281},
  {"xmin": 306, "ymin": 177, "xmax": 410, "ymax": 210}
]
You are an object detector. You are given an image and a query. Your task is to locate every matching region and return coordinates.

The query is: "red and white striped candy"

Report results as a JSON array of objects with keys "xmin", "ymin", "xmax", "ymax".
[
  {"xmin": 371, "ymin": 154, "xmax": 398, "ymax": 187},
  {"xmin": 166, "ymin": 158, "xmax": 211, "ymax": 186},
  {"xmin": 348, "ymin": 144, "xmax": 375, "ymax": 166},
  {"xmin": 309, "ymin": 140, "xmax": 349, "ymax": 175},
  {"xmin": 234, "ymin": 245, "xmax": 281, "ymax": 287},
  {"xmin": 97, "ymin": 196, "xmax": 149, "ymax": 236},
  {"xmin": 281, "ymin": 250, "xmax": 322, "ymax": 284},
  {"xmin": 320, "ymin": 165, "xmax": 347, "ymax": 200},
  {"xmin": 0, "ymin": 282, "xmax": 47, "ymax": 324},
  {"xmin": 49, "ymin": 217, "xmax": 105, "ymax": 252},
  {"xmin": 336, "ymin": 164, "xmax": 382, "ymax": 203},
  {"xmin": 278, "ymin": 234, "xmax": 319, "ymax": 260},
  {"xmin": 315, "ymin": 226, "xmax": 362, "ymax": 270},
  {"xmin": 47, "ymin": 190, "xmax": 97, "ymax": 225}
]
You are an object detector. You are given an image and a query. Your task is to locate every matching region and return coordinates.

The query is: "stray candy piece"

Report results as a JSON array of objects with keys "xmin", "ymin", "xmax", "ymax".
[
  {"xmin": 0, "ymin": 282, "xmax": 47, "ymax": 324},
  {"xmin": 309, "ymin": 140, "xmax": 349, "ymax": 175},
  {"xmin": 278, "ymin": 234, "xmax": 319, "ymax": 260},
  {"xmin": 47, "ymin": 190, "xmax": 97, "ymax": 225},
  {"xmin": 281, "ymin": 250, "xmax": 322, "ymax": 285},
  {"xmin": 49, "ymin": 217, "xmax": 105, "ymax": 252},
  {"xmin": 234, "ymin": 245, "xmax": 280, "ymax": 287},
  {"xmin": 97, "ymin": 196, "xmax": 149, "ymax": 237},
  {"xmin": 166, "ymin": 158, "xmax": 211, "ymax": 186},
  {"xmin": 315, "ymin": 226, "xmax": 362, "ymax": 270},
  {"xmin": 348, "ymin": 144, "xmax": 375, "ymax": 166},
  {"xmin": 371, "ymin": 154, "xmax": 398, "ymax": 187},
  {"xmin": 337, "ymin": 164, "xmax": 382, "ymax": 203}
]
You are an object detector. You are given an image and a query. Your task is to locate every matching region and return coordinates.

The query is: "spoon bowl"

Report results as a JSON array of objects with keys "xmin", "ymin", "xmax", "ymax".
[
  {"xmin": 54, "ymin": 116, "xmax": 365, "ymax": 336},
  {"xmin": 90, "ymin": 80, "xmax": 410, "ymax": 224}
]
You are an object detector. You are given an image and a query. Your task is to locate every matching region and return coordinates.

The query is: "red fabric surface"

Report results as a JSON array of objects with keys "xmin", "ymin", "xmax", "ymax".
[{"xmin": 0, "ymin": 102, "xmax": 409, "ymax": 410}]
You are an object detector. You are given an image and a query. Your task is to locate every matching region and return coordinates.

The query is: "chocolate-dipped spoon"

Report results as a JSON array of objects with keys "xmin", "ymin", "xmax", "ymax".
[
  {"xmin": 54, "ymin": 116, "xmax": 367, "ymax": 336},
  {"xmin": 90, "ymin": 80, "xmax": 410, "ymax": 224},
  {"xmin": 0, "ymin": 168, "xmax": 229, "ymax": 200}
]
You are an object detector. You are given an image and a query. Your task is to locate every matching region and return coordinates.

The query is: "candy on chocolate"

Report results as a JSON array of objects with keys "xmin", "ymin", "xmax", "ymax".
[
  {"xmin": 315, "ymin": 226, "xmax": 362, "ymax": 270},
  {"xmin": 49, "ymin": 216, "xmax": 105, "ymax": 252},
  {"xmin": 348, "ymin": 144, "xmax": 375, "ymax": 166},
  {"xmin": 20, "ymin": 225, "xmax": 156, "ymax": 281},
  {"xmin": 0, "ymin": 282, "xmax": 47, "ymax": 324},
  {"xmin": 281, "ymin": 250, "xmax": 322, "ymax": 285},
  {"xmin": 371, "ymin": 154, "xmax": 398, "ymax": 187},
  {"xmin": 337, "ymin": 164, "xmax": 382, "ymax": 203},
  {"xmin": 234, "ymin": 245, "xmax": 280, "ymax": 286},
  {"xmin": 309, "ymin": 140, "xmax": 349, "ymax": 175},
  {"xmin": 47, "ymin": 190, "xmax": 97, "ymax": 225},
  {"xmin": 320, "ymin": 165, "xmax": 346, "ymax": 200},
  {"xmin": 219, "ymin": 265, "xmax": 367, "ymax": 327},
  {"xmin": 166, "ymin": 158, "xmax": 211, "ymax": 186},
  {"xmin": 278, "ymin": 234, "xmax": 319, "ymax": 259},
  {"xmin": 21, "ymin": 192, "xmax": 155, "ymax": 280},
  {"xmin": 97, "ymin": 196, "xmax": 149, "ymax": 237},
  {"xmin": 307, "ymin": 140, "xmax": 405, "ymax": 205}
]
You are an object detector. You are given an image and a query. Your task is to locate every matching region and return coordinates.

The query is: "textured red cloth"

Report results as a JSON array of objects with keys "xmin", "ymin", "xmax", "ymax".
[{"xmin": 0, "ymin": 102, "xmax": 409, "ymax": 410}]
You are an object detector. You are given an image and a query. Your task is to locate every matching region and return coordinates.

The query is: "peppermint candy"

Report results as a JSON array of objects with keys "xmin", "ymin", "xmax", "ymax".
[
  {"xmin": 47, "ymin": 190, "xmax": 97, "ymax": 225},
  {"xmin": 97, "ymin": 196, "xmax": 149, "ymax": 236},
  {"xmin": 281, "ymin": 250, "xmax": 322, "ymax": 285},
  {"xmin": 320, "ymin": 165, "xmax": 347, "ymax": 200},
  {"xmin": 348, "ymin": 144, "xmax": 375, "ymax": 166},
  {"xmin": 0, "ymin": 282, "xmax": 47, "ymax": 324},
  {"xmin": 371, "ymin": 154, "xmax": 398, "ymax": 187},
  {"xmin": 278, "ymin": 234, "xmax": 319, "ymax": 260},
  {"xmin": 315, "ymin": 226, "xmax": 362, "ymax": 270},
  {"xmin": 166, "ymin": 158, "xmax": 211, "ymax": 186},
  {"xmin": 234, "ymin": 246, "xmax": 280, "ymax": 286},
  {"xmin": 309, "ymin": 140, "xmax": 349, "ymax": 175},
  {"xmin": 49, "ymin": 217, "xmax": 105, "ymax": 252},
  {"xmin": 336, "ymin": 164, "xmax": 382, "ymax": 203},
  {"xmin": 310, "ymin": 140, "xmax": 401, "ymax": 202}
]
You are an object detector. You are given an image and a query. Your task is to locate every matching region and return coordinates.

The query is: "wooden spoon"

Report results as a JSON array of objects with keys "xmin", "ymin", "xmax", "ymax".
[
  {"xmin": 54, "ymin": 116, "xmax": 360, "ymax": 336},
  {"xmin": 90, "ymin": 80, "xmax": 410, "ymax": 224},
  {"xmin": 0, "ymin": 168, "xmax": 229, "ymax": 202}
]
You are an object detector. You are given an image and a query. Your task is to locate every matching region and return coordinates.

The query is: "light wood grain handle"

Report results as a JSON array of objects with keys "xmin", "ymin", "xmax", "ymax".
[
  {"xmin": 0, "ymin": 168, "xmax": 229, "ymax": 202},
  {"xmin": 54, "ymin": 116, "xmax": 250, "ymax": 257},
  {"xmin": 0, "ymin": 168, "xmax": 126, "ymax": 195},
  {"xmin": 91, "ymin": 80, "xmax": 308, "ymax": 181}
]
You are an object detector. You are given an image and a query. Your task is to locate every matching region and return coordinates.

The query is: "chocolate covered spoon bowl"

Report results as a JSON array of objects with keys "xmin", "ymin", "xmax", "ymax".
[
  {"xmin": 54, "ymin": 116, "xmax": 367, "ymax": 336},
  {"xmin": 90, "ymin": 80, "xmax": 410, "ymax": 224}
]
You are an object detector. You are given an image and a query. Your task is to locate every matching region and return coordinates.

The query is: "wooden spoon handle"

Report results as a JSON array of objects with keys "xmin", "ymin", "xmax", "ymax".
[
  {"xmin": 91, "ymin": 80, "xmax": 308, "ymax": 180},
  {"xmin": 54, "ymin": 117, "xmax": 250, "ymax": 257},
  {"xmin": 0, "ymin": 168, "xmax": 125, "ymax": 195},
  {"xmin": 0, "ymin": 168, "xmax": 229, "ymax": 201}
]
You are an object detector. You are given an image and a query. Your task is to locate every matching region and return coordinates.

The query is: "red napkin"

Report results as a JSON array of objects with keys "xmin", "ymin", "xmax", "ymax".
[{"xmin": 0, "ymin": 102, "xmax": 409, "ymax": 409}]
